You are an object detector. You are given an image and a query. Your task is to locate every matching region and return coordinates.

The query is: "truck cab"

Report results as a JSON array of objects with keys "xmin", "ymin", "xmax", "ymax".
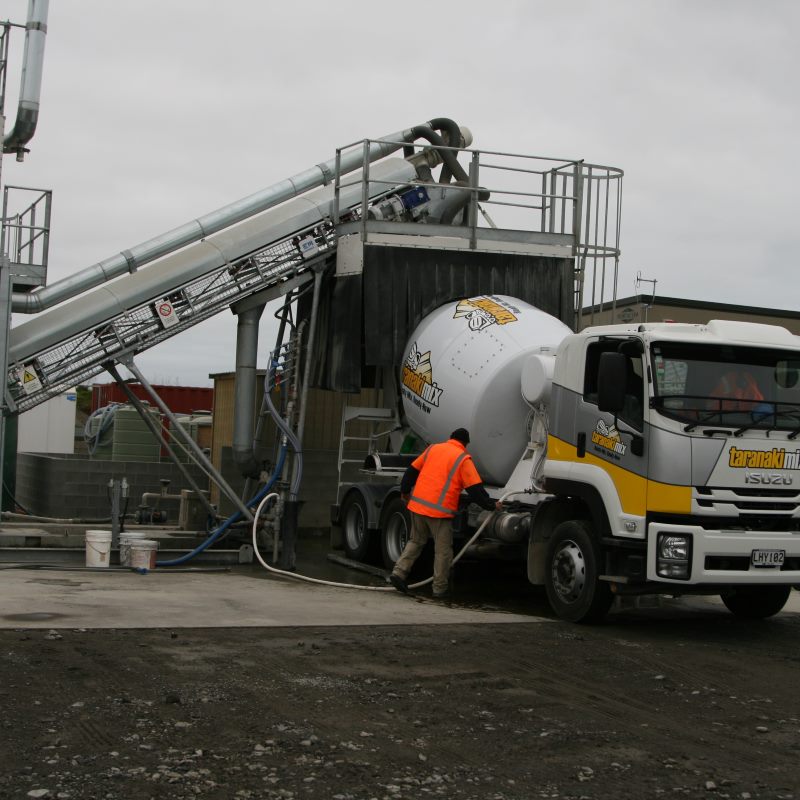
[{"xmin": 539, "ymin": 319, "xmax": 800, "ymax": 621}]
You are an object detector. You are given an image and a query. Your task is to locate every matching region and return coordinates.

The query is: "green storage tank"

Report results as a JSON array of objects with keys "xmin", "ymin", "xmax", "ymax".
[{"xmin": 90, "ymin": 404, "xmax": 162, "ymax": 462}]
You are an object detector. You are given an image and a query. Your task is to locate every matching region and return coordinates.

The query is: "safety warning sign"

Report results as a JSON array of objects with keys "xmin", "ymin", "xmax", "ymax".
[
  {"xmin": 155, "ymin": 299, "xmax": 179, "ymax": 329},
  {"xmin": 18, "ymin": 365, "xmax": 42, "ymax": 395}
]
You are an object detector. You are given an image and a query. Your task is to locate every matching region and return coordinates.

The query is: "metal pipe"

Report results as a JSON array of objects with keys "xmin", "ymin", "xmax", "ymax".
[
  {"xmin": 3, "ymin": 0, "xmax": 48, "ymax": 159},
  {"xmin": 141, "ymin": 492, "xmax": 183, "ymax": 505},
  {"xmin": 9, "ymin": 158, "xmax": 417, "ymax": 368},
  {"xmin": 119, "ymin": 357, "xmax": 254, "ymax": 522},
  {"xmin": 243, "ymin": 294, "xmax": 293, "ymax": 500},
  {"xmin": 12, "ymin": 127, "xmax": 415, "ymax": 313},
  {"xmin": 232, "ymin": 304, "xmax": 265, "ymax": 479},
  {"xmin": 291, "ymin": 267, "xmax": 323, "ymax": 500}
]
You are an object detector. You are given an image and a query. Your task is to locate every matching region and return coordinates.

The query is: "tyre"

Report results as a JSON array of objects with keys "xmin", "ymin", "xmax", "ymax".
[
  {"xmin": 544, "ymin": 519, "xmax": 612, "ymax": 623},
  {"xmin": 720, "ymin": 585, "xmax": 791, "ymax": 619},
  {"xmin": 341, "ymin": 492, "xmax": 372, "ymax": 561},
  {"xmin": 380, "ymin": 495, "xmax": 411, "ymax": 569}
]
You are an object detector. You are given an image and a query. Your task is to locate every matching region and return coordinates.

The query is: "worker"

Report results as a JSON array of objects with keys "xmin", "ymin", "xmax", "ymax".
[
  {"xmin": 710, "ymin": 370, "xmax": 764, "ymax": 412},
  {"xmin": 389, "ymin": 428, "xmax": 501, "ymax": 599}
]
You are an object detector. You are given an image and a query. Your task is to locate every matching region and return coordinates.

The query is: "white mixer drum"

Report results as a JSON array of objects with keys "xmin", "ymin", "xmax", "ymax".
[{"xmin": 400, "ymin": 295, "xmax": 570, "ymax": 485}]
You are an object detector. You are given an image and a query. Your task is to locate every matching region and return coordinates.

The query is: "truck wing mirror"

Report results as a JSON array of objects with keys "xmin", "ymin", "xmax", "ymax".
[{"xmin": 597, "ymin": 351, "xmax": 627, "ymax": 413}]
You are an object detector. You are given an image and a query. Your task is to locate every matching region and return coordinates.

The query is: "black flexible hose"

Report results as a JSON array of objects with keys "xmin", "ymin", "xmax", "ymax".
[
  {"xmin": 427, "ymin": 118, "xmax": 463, "ymax": 184},
  {"xmin": 428, "ymin": 117, "xmax": 463, "ymax": 148},
  {"xmin": 407, "ymin": 125, "xmax": 489, "ymax": 206},
  {"xmin": 409, "ymin": 125, "xmax": 470, "ymax": 183}
]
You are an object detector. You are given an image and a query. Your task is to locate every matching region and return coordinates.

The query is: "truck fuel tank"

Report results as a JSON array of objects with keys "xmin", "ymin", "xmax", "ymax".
[{"xmin": 401, "ymin": 295, "xmax": 570, "ymax": 485}]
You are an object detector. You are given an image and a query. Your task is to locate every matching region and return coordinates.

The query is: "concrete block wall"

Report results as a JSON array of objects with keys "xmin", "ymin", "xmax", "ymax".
[
  {"xmin": 15, "ymin": 453, "xmax": 208, "ymax": 522},
  {"xmin": 16, "ymin": 449, "xmax": 344, "ymax": 532}
]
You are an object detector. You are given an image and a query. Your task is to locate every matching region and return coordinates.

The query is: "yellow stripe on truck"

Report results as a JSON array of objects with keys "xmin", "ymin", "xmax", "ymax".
[{"xmin": 548, "ymin": 435, "xmax": 691, "ymax": 516}]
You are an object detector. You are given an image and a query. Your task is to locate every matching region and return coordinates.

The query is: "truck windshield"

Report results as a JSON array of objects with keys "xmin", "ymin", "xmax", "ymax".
[{"xmin": 651, "ymin": 341, "xmax": 800, "ymax": 432}]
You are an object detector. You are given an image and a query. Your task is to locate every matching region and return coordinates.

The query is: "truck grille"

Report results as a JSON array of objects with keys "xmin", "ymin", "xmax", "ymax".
[{"xmin": 693, "ymin": 486, "xmax": 800, "ymax": 518}]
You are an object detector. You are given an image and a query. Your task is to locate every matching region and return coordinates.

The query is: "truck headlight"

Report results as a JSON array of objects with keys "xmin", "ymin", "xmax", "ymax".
[{"xmin": 656, "ymin": 533, "xmax": 692, "ymax": 580}]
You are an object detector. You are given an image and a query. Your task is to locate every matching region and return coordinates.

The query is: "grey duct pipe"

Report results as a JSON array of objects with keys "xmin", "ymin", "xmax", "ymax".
[
  {"xmin": 242, "ymin": 292, "xmax": 295, "ymax": 501},
  {"xmin": 232, "ymin": 305, "xmax": 265, "ymax": 479},
  {"xmin": 9, "ymin": 158, "xmax": 417, "ymax": 367},
  {"xmin": 3, "ymin": 0, "xmax": 48, "ymax": 159},
  {"xmin": 11, "ymin": 126, "xmax": 417, "ymax": 313}
]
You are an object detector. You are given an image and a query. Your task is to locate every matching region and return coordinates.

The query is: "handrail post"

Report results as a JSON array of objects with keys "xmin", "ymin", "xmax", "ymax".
[
  {"xmin": 468, "ymin": 150, "xmax": 480, "ymax": 250},
  {"xmin": 41, "ymin": 189, "xmax": 51, "ymax": 274},
  {"xmin": 332, "ymin": 147, "xmax": 342, "ymax": 225},
  {"xmin": 572, "ymin": 161, "xmax": 585, "ymax": 330},
  {"xmin": 360, "ymin": 139, "xmax": 370, "ymax": 245}
]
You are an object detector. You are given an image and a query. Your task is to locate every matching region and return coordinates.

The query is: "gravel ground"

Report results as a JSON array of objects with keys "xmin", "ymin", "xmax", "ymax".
[{"xmin": 2, "ymin": 605, "xmax": 800, "ymax": 800}]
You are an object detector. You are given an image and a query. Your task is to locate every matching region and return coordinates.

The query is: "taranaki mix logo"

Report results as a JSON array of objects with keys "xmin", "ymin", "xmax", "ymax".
[
  {"xmin": 453, "ymin": 295, "xmax": 519, "ymax": 331},
  {"xmin": 591, "ymin": 419, "xmax": 626, "ymax": 458},
  {"xmin": 402, "ymin": 342, "xmax": 443, "ymax": 411},
  {"xmin": 729, "ymin": 446, "xmax": 800, "ymax": 470}
]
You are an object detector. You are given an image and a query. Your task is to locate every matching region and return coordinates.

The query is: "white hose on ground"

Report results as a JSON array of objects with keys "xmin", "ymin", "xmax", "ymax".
[{"xmin": 250, "ymin": 490, "xmax": 524, "ymax": 592}]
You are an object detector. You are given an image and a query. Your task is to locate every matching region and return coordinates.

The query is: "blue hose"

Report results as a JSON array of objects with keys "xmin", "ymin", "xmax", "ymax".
[{"xmin": 156, "ymin": 445, "xmax": 287, "ymax": 567}]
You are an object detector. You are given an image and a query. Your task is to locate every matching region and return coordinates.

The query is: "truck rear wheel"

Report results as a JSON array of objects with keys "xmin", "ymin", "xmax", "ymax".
[
  {"xmin": 720, "ymin": 586, "xmax": 791, "ymax": 619},
  {"xmin": 545, "ymin": 520, "xmax": 612, "ymax": 624},
  {"xmin": 380, "ymin": 496, "xmax": 411, "ymax": 569},
  {"xmin": 341, "ymin": 492, "xmax": 372, "ymax": 561}
]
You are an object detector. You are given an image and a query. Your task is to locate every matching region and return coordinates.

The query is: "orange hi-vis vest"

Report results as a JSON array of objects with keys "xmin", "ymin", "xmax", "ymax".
[
  {"xmin": 407, "ymin": 439, "xmax": 482, "ymax": 519},
  {"xmin": 711, "ymin": 371, "xmax": 764, "ymax": 411}
]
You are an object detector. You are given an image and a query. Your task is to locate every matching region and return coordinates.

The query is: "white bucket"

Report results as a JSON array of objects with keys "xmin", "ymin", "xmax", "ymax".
[
  {"xmin": 129, "ymin": 539, "xmax": 159, "ymax": 570},
  {"xmin": 85, "ymin": 530, "xmax": 112, "ymax": 568},
  {"xmin": 119, "ymin": 532, "xmax": 149, "ymax": 567}
]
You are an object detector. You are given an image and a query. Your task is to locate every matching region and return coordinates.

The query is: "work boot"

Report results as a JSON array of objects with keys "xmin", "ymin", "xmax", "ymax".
[{"xmin": 389, "ymin": 573, "xmax": 409, "ymax": 594}]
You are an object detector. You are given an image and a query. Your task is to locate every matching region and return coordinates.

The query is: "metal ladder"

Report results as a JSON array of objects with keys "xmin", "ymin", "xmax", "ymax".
[{"xmin": 335, "ymin": 406, "xmax": 398, "ymax": 505}]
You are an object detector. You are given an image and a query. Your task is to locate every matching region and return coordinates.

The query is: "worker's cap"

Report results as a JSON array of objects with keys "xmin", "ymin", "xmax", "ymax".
[{"xmin": 450, "ymin": 428, "xmax": 470, "ymax": 445}]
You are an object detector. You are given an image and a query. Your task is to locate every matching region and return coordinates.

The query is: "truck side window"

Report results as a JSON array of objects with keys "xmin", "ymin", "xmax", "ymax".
[
  {"xmin": 583, "ymin": 342, "xmax": 606, "ymax": 405},
  {"xmin": 584, "ymin": 340, "xmax": 644, "ymax": 430},
  {"xmin": 621, "ymin": 357, "xmax": 644, "ymax": 430}
]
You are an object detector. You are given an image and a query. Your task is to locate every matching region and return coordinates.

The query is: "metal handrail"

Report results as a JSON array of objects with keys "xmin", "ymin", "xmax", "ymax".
[
  {"xmin": 3, "ymin": 185, "xmax": 51, "ymax": 266},
  {"xmin": 332, "ymin": 137, "xmax": 622, "ymax": 328}
]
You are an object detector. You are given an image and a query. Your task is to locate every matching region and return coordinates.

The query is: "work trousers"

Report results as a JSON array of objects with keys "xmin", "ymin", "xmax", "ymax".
[{"xmin": 391, "ymin": 512, "xmax": 453, "ymax": 596}]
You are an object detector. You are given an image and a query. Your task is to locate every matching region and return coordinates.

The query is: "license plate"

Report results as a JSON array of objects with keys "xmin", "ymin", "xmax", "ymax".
[{"xmin": 751, "ymin": 549, "xmax": 785, "ymax": 567}]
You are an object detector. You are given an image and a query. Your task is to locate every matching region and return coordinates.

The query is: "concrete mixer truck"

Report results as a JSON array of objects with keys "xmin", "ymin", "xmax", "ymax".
[{"xmin": 333, "ymin": 294, "xmax": 800, "ymax": 622}]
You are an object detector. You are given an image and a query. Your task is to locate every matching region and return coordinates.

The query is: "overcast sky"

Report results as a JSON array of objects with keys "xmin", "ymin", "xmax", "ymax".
[{"xmin": 3, "ymin": 0, "xmax": 799, "ymax": 387}]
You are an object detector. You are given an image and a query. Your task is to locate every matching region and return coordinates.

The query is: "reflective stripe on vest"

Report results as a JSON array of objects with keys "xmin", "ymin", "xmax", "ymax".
[
  {"xmin": 409, "ymin": 451, "xmax": 468, "ymax": 515},
  {"xmin": 416, "ymin": 446, "xmax": 432, "ymax": 467}
]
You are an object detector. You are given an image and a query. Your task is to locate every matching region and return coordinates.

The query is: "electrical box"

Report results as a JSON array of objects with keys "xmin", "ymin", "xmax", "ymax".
[{"xmin": 17, "ymin": 388, "xmax": 77, "ymax": 454}]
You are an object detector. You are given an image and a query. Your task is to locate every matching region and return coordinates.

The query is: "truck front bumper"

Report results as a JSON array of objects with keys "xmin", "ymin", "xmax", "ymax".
[{"xmin": 647, "ymin": 522, "xmax": 800, "ymax": 584}]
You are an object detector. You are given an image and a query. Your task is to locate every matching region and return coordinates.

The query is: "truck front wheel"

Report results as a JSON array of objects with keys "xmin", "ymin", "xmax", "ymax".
[
  {"xmin": 544, "ymin": 520, "xmax": 612, "ymax": 623},
  {"xmin": 720, "ymin": 586, "xmax": 791, "ymax": 619}
]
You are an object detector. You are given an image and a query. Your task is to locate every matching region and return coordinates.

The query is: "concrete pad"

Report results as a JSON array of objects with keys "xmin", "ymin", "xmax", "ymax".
[{"xmin": 0, "ymin": 569, "xmax": 547, "ymax": 629}]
